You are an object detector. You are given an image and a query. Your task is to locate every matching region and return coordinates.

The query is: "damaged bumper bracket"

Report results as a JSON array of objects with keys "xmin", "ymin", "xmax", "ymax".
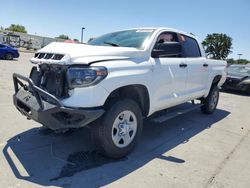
[{"xmin": 13, "ymin": 73, "xmax": 105, "ymax": 130}]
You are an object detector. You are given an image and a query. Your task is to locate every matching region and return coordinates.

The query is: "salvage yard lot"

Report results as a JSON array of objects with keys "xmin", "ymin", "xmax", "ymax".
[{"xmin": 0, "ymin": 52, "xmax": 250, "ymax": 188}]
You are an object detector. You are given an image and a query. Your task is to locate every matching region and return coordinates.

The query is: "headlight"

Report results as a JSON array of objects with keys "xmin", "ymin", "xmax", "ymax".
[{"xmin": 67, "ymin": 66, "xmax": 108, "ymax": 88}]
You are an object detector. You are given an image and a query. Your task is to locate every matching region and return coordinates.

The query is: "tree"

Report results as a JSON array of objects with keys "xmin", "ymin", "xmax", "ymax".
[
  {"xmin": 5, "ymin": 24, "xmax": 27, "ymax": 33},
  {"xmin": 202, "ymin": 33, "xmax": 232, "ymax": 60},
  {"xmin": 226, "ymin": 58, "xmax": 250, "ymax": 65},
  {"xmin": 235, "ymin": 59, "xmax": 250, "ymax": 64},
  {"xmin": 56, "ymin": 34, "xmax": 70, "ymax": 40}
]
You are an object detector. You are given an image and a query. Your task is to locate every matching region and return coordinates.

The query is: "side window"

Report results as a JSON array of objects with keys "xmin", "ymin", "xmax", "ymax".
[
  {"xmin": 180, "ymin": 35, "xmax": 201, "ymax": 57},
  {"xmin": 153, "ymin": 32, "xmax": 182, "ymax": 58},
  {"xmin": 156, "ymin": 32, "xmax": 179, "ymax": 44}
]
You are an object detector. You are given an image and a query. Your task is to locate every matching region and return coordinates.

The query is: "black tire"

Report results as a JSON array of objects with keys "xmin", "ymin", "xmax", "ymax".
[
  {"xmin": 201, "ymin": 86, "xmax": 219, "ymax": 114},
  {"xmin": 5, "ymin": 53, "xmax": 14, "ymax": 60},
  {"xmin": 92, "ymin": 99, "xmax": 143, "ymax": 158}
]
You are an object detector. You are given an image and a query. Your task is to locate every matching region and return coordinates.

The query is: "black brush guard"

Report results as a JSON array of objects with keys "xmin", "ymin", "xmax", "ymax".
[{"xmin": 13, "ymin": 73, "xmax": 104, "ymax": 130}]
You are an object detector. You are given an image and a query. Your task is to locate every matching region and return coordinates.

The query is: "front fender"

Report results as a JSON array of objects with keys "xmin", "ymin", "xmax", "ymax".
[
  {"xmin": 62, "ymin": 58, "xmax": 153, "ymax": 108},
  {"xmin": 97, "ymin": 58, "xmax": 153, "ymax": 94}
]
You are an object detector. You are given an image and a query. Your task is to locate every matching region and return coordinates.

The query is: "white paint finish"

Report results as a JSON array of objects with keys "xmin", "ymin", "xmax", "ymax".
[
  {"xmin": 149, "ymin": 57, "xmax": 188, "ymax": 113},
  {"xmin": 30, "ymin": 27, "xmax": 226, "ymax": 115},
  {"xmin": 31, "ymin": 42, "xmax": 145, "ymax": 65},
  {"xmin": 61, "ymin": 84, "xmax": 110, "ymax": 107},
  {"xmin": 185, "ymin": 57, "xmax": 208, "ymax": 95},
  {"xmin": 204, "ymin": 59, "xmax": 227, "ymax": 97}
]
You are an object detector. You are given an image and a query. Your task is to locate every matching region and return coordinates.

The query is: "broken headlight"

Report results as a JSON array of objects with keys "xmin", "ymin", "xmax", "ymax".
[{"xmin": 67, "ymin": 66, "xmax": 108, "ymax": 88}]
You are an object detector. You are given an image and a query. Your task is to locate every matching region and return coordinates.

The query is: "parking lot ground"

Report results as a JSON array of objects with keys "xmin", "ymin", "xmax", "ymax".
[{"xmin": 0, "ymin": 53, "xmax": 250, "ymax": 188}]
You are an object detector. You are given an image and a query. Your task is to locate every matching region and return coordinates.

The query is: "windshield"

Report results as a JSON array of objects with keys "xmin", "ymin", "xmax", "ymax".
[
  {"xmin": 227, "ymin": 65, "xmax": 250, "ymax": 76},
  {"xmin": 88, "ymin": 29, "xmax": 155, "ymax": 49}
]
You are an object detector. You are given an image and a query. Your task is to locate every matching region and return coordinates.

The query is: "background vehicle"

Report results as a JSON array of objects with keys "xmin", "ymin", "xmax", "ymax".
[
  {"xmin": 0, "ymin": 43, "xmax": 19, "ymax": 60},
  {"xmin": 222, "ymin": 64, "xmax": 250, "ymax": 94},
  {"xmin": 12, "ymin": 28, "xmax": 227, "ymax": 158}
]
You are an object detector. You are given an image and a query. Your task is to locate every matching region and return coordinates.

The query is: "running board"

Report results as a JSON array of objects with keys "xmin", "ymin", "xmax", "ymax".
[{"xmin": 150, "ymin": 102, "xmax": 202, "ymax": 123}]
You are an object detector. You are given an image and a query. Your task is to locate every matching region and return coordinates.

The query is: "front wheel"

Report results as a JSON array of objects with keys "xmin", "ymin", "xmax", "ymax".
[
  {"xmin": 201, "ymin": 86, "xmax": 219, "ymax": 114},
  {"xmin": 92, "ymin": 99, "xmax": 143, "ymax": 158}
]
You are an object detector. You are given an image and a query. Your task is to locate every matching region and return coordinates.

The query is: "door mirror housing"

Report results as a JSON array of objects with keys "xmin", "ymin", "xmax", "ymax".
[{"xmin": 152, "ymin": 42, "xmax": 182, "ymax": 58}]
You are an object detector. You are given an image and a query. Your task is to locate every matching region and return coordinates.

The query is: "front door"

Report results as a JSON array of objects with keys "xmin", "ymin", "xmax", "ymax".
[{"xmin": 151, "ymin": 32, "xmax": 188, "ymax": 112}]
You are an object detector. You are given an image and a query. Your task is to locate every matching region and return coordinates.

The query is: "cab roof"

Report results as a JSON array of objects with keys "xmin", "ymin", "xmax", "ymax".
[{"xmin": 118, "ymin": 27, "xmax": 197, "ymax": 39}]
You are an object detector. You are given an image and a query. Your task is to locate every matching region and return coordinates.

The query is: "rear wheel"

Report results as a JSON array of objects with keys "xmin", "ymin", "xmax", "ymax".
[
  {"xmin": 92, "ymin": 99, "xmax": 143, "ymax": 158},
  {"xmin": 201, "ymin": 86, "xmax": 219, "ymax": 114},
  {"xmin": 5, "ymin": 53, "xmax": 13, "ymax": 60}
]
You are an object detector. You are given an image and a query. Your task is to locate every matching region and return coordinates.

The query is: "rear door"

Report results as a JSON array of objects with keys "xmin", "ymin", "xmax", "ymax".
[{"xmin": 180, "ymin": 34, "xmax": 208, "ymax": 99}]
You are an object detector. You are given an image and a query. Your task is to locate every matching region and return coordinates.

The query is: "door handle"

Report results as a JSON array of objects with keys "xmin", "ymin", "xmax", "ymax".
[
  {"xmin": 203, "ymin": 63, "xmax": 208, "ymax": 67},
  {"xmin": 179, "ymin": 63, "xmax": 187, "ymax": 68}
]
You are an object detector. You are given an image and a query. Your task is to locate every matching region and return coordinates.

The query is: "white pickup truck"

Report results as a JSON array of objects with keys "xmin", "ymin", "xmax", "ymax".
[{"xmin": 13, "ymin": 28, "xmax": 227, "ymax": 158}]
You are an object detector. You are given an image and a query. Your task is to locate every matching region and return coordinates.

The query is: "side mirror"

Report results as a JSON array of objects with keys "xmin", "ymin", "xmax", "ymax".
[{"xmin": 152, "ymin": 42, "xmax": 182, "ymax": 58}]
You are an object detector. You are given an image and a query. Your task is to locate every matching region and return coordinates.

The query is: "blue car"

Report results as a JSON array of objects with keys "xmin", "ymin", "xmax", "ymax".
[{"xmin": 0, "ymin": 43, "xmax": 19, "ymax": 60}]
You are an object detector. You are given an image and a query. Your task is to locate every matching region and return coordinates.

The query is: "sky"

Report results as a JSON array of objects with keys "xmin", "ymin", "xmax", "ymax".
[{"xmin": 1, "ymin": 0, "xmax": 250, "ymax": 59}]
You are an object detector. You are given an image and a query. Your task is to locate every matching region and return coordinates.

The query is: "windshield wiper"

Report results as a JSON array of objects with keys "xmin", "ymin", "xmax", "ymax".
[{"xmin": 104, "ymin": 41, "xmax": 120, "ymax": 47}]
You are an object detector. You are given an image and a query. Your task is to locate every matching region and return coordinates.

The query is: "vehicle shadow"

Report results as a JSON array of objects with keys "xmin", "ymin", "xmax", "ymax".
[{"xmin": 3, "ymin": 108, "xmax": 230, "ymax": 187}]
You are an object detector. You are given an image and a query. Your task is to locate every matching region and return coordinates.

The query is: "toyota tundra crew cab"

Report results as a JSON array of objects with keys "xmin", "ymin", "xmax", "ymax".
[{"xmin": 13, "ymin": 28, "xmax": 227, "ymax": 158}]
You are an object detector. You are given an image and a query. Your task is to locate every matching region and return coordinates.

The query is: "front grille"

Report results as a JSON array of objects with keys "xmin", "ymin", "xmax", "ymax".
[
  {"xmin": 30, "ymin": 65, "xmax": 69, "ymax": 99},
  {"xmin": 34, "ymin": 53, "xmax": 64, "ymax": 60}
]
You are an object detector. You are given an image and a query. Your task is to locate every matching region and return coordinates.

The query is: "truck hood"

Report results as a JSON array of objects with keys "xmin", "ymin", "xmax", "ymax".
[{"xmin": 31, "ymin": 42, "xmax": 145, "ymax": 65}]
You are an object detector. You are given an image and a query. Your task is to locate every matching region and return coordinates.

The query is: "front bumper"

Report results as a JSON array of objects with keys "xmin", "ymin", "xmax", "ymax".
[{"xmin": 13, "ymin": 73, "xmax": 105, "ymax": 130}]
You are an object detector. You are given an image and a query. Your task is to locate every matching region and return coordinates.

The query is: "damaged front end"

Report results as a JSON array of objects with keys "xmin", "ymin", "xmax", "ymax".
[
  {"xmin": 30, "ymin": 64, "xmax": 69, "ymax": 99},
  {"xmin": 13, "ymin": 63, "xmax": 105, "ymax": 130}
]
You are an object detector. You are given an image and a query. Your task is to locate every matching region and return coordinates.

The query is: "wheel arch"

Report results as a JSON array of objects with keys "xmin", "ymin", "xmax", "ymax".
[
  {"xmin": 104, "ymin": 84, "xmax": 150, "ymax": 117},
  {"xmin": 203, "ymin": 74, "xmax": 223, "ymax": 98},
  {"xmin": 212, "ymin": 75, "xmax": 222, "ymax": 86}
]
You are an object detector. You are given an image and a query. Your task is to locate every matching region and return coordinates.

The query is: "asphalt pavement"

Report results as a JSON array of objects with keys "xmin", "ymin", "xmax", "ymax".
[{"xmin": 0, "ymin": 53, "xmax": 249, "ymax": 188}]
